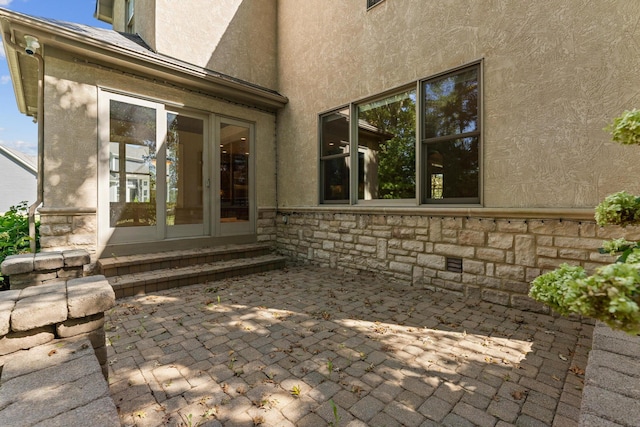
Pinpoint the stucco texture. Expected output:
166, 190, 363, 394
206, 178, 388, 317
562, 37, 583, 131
276, 0, 640, 209
151, 0, 277, 90
43, 50, 277, 212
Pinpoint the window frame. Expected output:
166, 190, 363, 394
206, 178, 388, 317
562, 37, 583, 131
318, 60, 483, 207
319, 106, 352, 204
125, 0, 135, 33
367, 0, 385, 10
354, 86, 418, 206
421, 62, 482, 205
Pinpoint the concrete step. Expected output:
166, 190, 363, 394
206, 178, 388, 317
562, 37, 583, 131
97, 243, 274, 278
108, 254, 287, 298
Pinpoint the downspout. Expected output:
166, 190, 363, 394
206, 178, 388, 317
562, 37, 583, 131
3, 32, 44, 253
28, 51, 43, 253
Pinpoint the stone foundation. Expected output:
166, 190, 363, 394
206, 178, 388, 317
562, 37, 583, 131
275, 209, 640, 312
257, 208, 278, 243
38, 207, 97, 254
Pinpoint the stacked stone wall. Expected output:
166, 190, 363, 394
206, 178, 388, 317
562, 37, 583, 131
38, 209, 97, 254
257, 208, 278, 243
2, 250, 90, 289
1, 250, 116, 378
275, 211, 640, 312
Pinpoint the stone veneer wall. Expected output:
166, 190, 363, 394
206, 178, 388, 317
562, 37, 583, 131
38, 208, 97, 254
275, 210, 640, 312
0, 250, 116, 378
257, 208, 278, 243
3, 249, 90, 289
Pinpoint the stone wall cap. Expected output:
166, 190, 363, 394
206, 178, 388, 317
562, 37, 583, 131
62, 249, 91, 267
33, 252, 64, 271
18, 281, 66, 299
11, 287, 68, 332
0, 289, 21, 304
67, 275, 115, 319
1, 253, 35, 275
0, 291, 20, 336
0, 338, 111, 425
0, 336, 92, 382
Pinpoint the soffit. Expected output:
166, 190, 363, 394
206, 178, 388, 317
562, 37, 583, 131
0, 8, 288, 117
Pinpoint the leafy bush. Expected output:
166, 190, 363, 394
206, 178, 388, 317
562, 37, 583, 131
530, 262, 640, 334
605, 108, 640, 146
530, 110, 640, 335
594, 191, 640, 227
529, 264, 588, 315
0, 202, 39, 285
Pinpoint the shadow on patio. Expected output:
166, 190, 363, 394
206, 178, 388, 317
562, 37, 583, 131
106, 266, 592, 427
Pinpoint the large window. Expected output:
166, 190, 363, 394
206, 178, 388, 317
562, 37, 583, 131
319, 63, 480, 205
320, 108, 351, 202
423, 67, 480, 203
357, 90, 416, 200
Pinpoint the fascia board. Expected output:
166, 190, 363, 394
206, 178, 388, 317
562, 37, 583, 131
0, 20, 29, 115
3, 12, 288, 111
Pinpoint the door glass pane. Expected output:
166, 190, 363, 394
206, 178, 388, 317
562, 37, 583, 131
357, 89, 416, 200
220, 124, 249, 222
166, 113, 204, 226
109, 100, 156, 227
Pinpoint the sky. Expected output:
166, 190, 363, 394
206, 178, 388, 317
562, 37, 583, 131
0, 0, 110, 156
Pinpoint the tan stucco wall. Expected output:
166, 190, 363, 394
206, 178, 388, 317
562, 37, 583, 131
276, 0, 640, 209
42, 49, 277, 216
44, 54, 99, 209
140, 0, 277, 90
134, 0, 156, 51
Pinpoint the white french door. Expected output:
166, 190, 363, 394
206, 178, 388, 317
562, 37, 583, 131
216, 117, 255, 237
98, 92, 254, 246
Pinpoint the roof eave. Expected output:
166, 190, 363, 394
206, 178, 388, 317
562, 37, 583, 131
0, 20, 30, 116
0, 8, 288, 113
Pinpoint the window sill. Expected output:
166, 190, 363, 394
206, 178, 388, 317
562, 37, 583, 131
280, 205, 595, 221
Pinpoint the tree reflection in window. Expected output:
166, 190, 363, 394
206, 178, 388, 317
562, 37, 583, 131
358, 90, 416, 200
423, 66, 479, 202
108, 100, 157, 227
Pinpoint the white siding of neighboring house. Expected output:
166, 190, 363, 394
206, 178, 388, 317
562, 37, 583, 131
0, 147, 37, 213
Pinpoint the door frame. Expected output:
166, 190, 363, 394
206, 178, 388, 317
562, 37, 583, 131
98, 90, 257, 248
215, 116, 256, 237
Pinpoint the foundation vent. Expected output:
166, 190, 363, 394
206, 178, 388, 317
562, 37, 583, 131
446, 257, 463, 273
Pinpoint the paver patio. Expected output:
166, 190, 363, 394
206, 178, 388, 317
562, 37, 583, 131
106, 266, 592, 427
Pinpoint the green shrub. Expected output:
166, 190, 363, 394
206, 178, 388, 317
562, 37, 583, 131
570, 262, 640, 334
530, 262, 640, 334
594, 191, 640, 227
530, 110, 640, 335
529, 264, 588, 315
0, 202, 39, 283
605, 108, 640, 146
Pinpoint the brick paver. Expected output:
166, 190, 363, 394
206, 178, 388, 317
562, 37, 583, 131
106, 266, 592, 426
